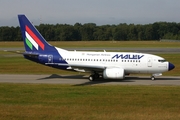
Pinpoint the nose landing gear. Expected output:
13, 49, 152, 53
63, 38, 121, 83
151, 76, 155, 80
151, 73, 162, 81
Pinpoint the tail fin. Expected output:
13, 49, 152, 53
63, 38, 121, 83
18, 15, 53, 52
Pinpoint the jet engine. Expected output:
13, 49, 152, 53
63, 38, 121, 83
103, 68, 125, 79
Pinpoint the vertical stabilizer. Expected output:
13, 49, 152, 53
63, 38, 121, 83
18, 15, 54, 52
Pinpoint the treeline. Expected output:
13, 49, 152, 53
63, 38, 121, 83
0, 22, 180, 41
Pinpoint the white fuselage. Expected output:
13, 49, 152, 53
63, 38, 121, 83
57, 48, 169, 74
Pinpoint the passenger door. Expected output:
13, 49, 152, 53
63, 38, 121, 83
147, 57, 152, 67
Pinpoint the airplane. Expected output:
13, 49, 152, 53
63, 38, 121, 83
18, 14, 175, 81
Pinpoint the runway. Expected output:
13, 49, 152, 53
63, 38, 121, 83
0, 74, 180, 86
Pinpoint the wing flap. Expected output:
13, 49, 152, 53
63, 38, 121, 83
45, 63, 106, 72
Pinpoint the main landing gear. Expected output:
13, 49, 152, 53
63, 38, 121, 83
89, 75, 94, 81
89, 73, 100, 81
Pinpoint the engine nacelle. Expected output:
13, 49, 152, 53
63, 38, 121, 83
103, 68, 125, 79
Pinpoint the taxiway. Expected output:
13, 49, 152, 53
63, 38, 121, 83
0, 74, 179, 86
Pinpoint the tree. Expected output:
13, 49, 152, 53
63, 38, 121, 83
80, 23, 96, 40
1, 21, 180, 41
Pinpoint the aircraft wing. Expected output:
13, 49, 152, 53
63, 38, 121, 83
45, 63, 106, 72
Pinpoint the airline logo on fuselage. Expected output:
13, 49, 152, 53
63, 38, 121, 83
112, 54, 144, 59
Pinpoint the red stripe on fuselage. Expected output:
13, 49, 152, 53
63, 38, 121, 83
25, 25, 44, 50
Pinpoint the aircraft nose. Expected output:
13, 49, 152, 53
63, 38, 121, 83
168, 62, 175, 71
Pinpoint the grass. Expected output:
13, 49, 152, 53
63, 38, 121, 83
1, 41, 180, 48
0, 84, 180, 120
0, 41, 180, 119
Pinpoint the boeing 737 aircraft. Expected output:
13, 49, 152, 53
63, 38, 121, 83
18, 15, 175, 81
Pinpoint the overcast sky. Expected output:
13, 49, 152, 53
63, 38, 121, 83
0, 0, 180, 26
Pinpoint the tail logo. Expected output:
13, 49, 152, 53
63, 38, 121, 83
25, 25, 44, 50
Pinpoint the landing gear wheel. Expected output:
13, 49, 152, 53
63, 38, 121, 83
151, 76, 155, 81
89, 73, 100, 81
94, 73, 100, 79
89, 75, 95, 81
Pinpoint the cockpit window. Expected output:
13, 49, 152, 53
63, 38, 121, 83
158, 60, 167, 63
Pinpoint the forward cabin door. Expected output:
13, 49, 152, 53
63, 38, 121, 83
147, 57, 152, 67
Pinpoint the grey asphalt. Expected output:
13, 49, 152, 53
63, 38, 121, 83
0, 74, 180, 86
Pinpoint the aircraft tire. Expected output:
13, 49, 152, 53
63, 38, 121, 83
89, 75, 95, 81
151, 76, 155, 80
